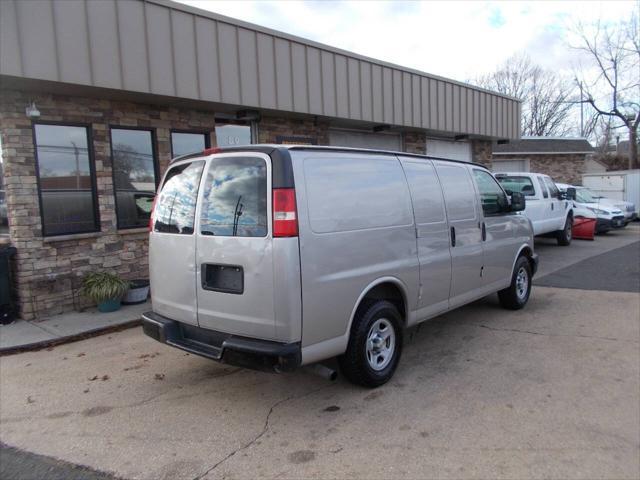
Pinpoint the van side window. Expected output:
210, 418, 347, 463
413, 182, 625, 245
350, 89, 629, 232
544, 177, 560, 199
153, 161, 205, 234
304, 155, 413, 233
435, 164, 477, 221
538, 178, 549, 198
402, 161, 446, 224
472, 170, 508, 215
200, 157, 267, 237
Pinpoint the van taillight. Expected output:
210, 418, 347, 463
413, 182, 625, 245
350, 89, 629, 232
148, 195, 158, 232
273, 188, 298, 237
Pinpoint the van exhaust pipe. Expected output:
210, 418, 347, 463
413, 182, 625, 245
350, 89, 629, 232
306, 363, 338, 381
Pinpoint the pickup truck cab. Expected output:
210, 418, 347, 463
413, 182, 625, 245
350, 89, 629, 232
495, 172, 573, 245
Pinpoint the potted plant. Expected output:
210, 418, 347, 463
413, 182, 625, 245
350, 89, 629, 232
122, 279, 150, 305
80, 272, 129, 313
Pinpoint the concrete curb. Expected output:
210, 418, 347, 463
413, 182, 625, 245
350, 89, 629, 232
0, 319, 142, 357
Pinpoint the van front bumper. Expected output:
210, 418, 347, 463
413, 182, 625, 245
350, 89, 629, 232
142, 312, 301, 373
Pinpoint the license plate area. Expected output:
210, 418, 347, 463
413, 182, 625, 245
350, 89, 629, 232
201, 264, 244, 294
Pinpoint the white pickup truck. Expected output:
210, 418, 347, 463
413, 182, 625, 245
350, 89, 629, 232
495, 172, 574, 246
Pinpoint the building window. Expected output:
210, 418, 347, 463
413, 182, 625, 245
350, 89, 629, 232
33, 124, 99, 236
170, 131, 210, 158
215, 124, 252, 147
110, 128, 159, 229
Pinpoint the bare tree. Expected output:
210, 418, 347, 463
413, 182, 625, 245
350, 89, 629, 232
474, 54, 576, 137
573, 13, 640, 169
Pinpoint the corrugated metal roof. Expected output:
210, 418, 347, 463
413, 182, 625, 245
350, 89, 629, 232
493, 138, 594, 154
0, 0, 521, 139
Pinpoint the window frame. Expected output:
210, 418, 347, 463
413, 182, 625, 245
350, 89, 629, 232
109, 126, 160, 230
32, 121, 101, 237
538, 177, 549, 198
496, 175, 537, 197
169, 129, 211, 159
544, 176, 560, 199
472, 168, 510, 217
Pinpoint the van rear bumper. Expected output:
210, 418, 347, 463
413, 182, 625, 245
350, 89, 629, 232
142, 311, 301, 372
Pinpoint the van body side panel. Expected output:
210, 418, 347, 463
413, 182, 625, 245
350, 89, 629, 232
292, 151, 418, 349
433, 162, 484, 308
399, 157, 452, 322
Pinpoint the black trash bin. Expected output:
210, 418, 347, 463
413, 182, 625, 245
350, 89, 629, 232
0, 245, 17, 325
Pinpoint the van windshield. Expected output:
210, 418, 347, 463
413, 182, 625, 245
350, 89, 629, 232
496, 176, 536, 196
200, 157, 267, 237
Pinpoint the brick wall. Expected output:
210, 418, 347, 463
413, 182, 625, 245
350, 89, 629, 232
492, 153, 587, 184
258, 115, 330, 145
0, 89, 217, 319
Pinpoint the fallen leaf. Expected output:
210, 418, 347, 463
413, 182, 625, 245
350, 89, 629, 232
27, 396, 35, 404
83, 389, 90, 394
88, 375, 99, 381
154, 373, 165, 381
101, 375, 110, 381
77, 353, 86, 357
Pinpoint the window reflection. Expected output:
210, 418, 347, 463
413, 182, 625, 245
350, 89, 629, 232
34, 124, 98, 236
154, 161, 204, 234
171, 132, 208, 157
111, 128, 158, 229
200, 158, 267, 237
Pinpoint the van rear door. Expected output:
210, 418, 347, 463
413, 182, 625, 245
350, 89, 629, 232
149, 160, 206, 326
195, 153, 278, 341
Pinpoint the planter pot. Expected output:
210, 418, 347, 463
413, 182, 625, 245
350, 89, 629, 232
122, 279, 150, 305
97, 299, 121, 313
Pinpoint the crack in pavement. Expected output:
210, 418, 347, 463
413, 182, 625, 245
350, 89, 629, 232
192, 383, 334, 480
474, 324, 639, 343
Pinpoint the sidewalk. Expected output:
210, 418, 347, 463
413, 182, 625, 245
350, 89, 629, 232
0, 301, 149, 354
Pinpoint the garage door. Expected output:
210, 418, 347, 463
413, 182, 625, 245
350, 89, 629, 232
426, 139, 471, 162
329, 130, 401, 151
492, 158, 528, 173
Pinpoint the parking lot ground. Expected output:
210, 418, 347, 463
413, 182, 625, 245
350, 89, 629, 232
1, 284, 638, 479
536, 240, 640, 292
533, 223, 639, 278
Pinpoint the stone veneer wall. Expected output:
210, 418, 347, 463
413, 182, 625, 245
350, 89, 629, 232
493, 153, 587, 185
472, 140, 493, 167
0, 89, 218, 320
403, 132, 427, 155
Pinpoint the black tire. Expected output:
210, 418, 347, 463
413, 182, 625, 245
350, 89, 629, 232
338, 300, 403, 388
498, 256, 532, 310
556, 214, 573, 246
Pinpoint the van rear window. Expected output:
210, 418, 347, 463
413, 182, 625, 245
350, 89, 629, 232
200, 157, 267, 237
153, 161, 205, 234
497, 176, 536, 196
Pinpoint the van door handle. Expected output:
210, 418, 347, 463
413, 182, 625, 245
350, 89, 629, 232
481, 222, 486, 241
450, 226, 456, 247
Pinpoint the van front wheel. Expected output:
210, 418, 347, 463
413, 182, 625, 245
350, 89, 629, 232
339, 300, 403, 388
498, 256, 532, 310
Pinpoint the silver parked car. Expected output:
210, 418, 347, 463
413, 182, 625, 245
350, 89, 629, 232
143, 146, 538, 387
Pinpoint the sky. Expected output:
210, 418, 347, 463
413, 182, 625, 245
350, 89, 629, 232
176, 0, 635, 83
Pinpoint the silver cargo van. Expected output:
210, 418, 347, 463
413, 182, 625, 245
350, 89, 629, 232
143, 146, 538, 387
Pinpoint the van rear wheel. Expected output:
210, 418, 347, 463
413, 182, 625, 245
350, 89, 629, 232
339, 300, 403, 388
498, 256, 532, 310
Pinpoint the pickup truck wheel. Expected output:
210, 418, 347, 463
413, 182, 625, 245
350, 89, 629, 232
498, 256, 532, 310
556, 215, 573, 246
338, 300, 403, 388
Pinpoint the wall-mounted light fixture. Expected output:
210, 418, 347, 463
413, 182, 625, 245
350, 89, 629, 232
372, 124, 390, 133
25, 102, 40, 119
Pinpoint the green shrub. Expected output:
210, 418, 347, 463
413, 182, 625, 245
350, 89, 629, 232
80, 272, 130, 304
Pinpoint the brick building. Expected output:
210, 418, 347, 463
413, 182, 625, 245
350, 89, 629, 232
0, 0, 519, 320
492, 137, 605, 185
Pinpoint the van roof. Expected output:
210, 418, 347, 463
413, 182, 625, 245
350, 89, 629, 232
170, 144, 488, 169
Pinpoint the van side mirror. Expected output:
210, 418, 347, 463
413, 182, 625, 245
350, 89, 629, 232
566, 187, 577, 201
510, 192, 526, 212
